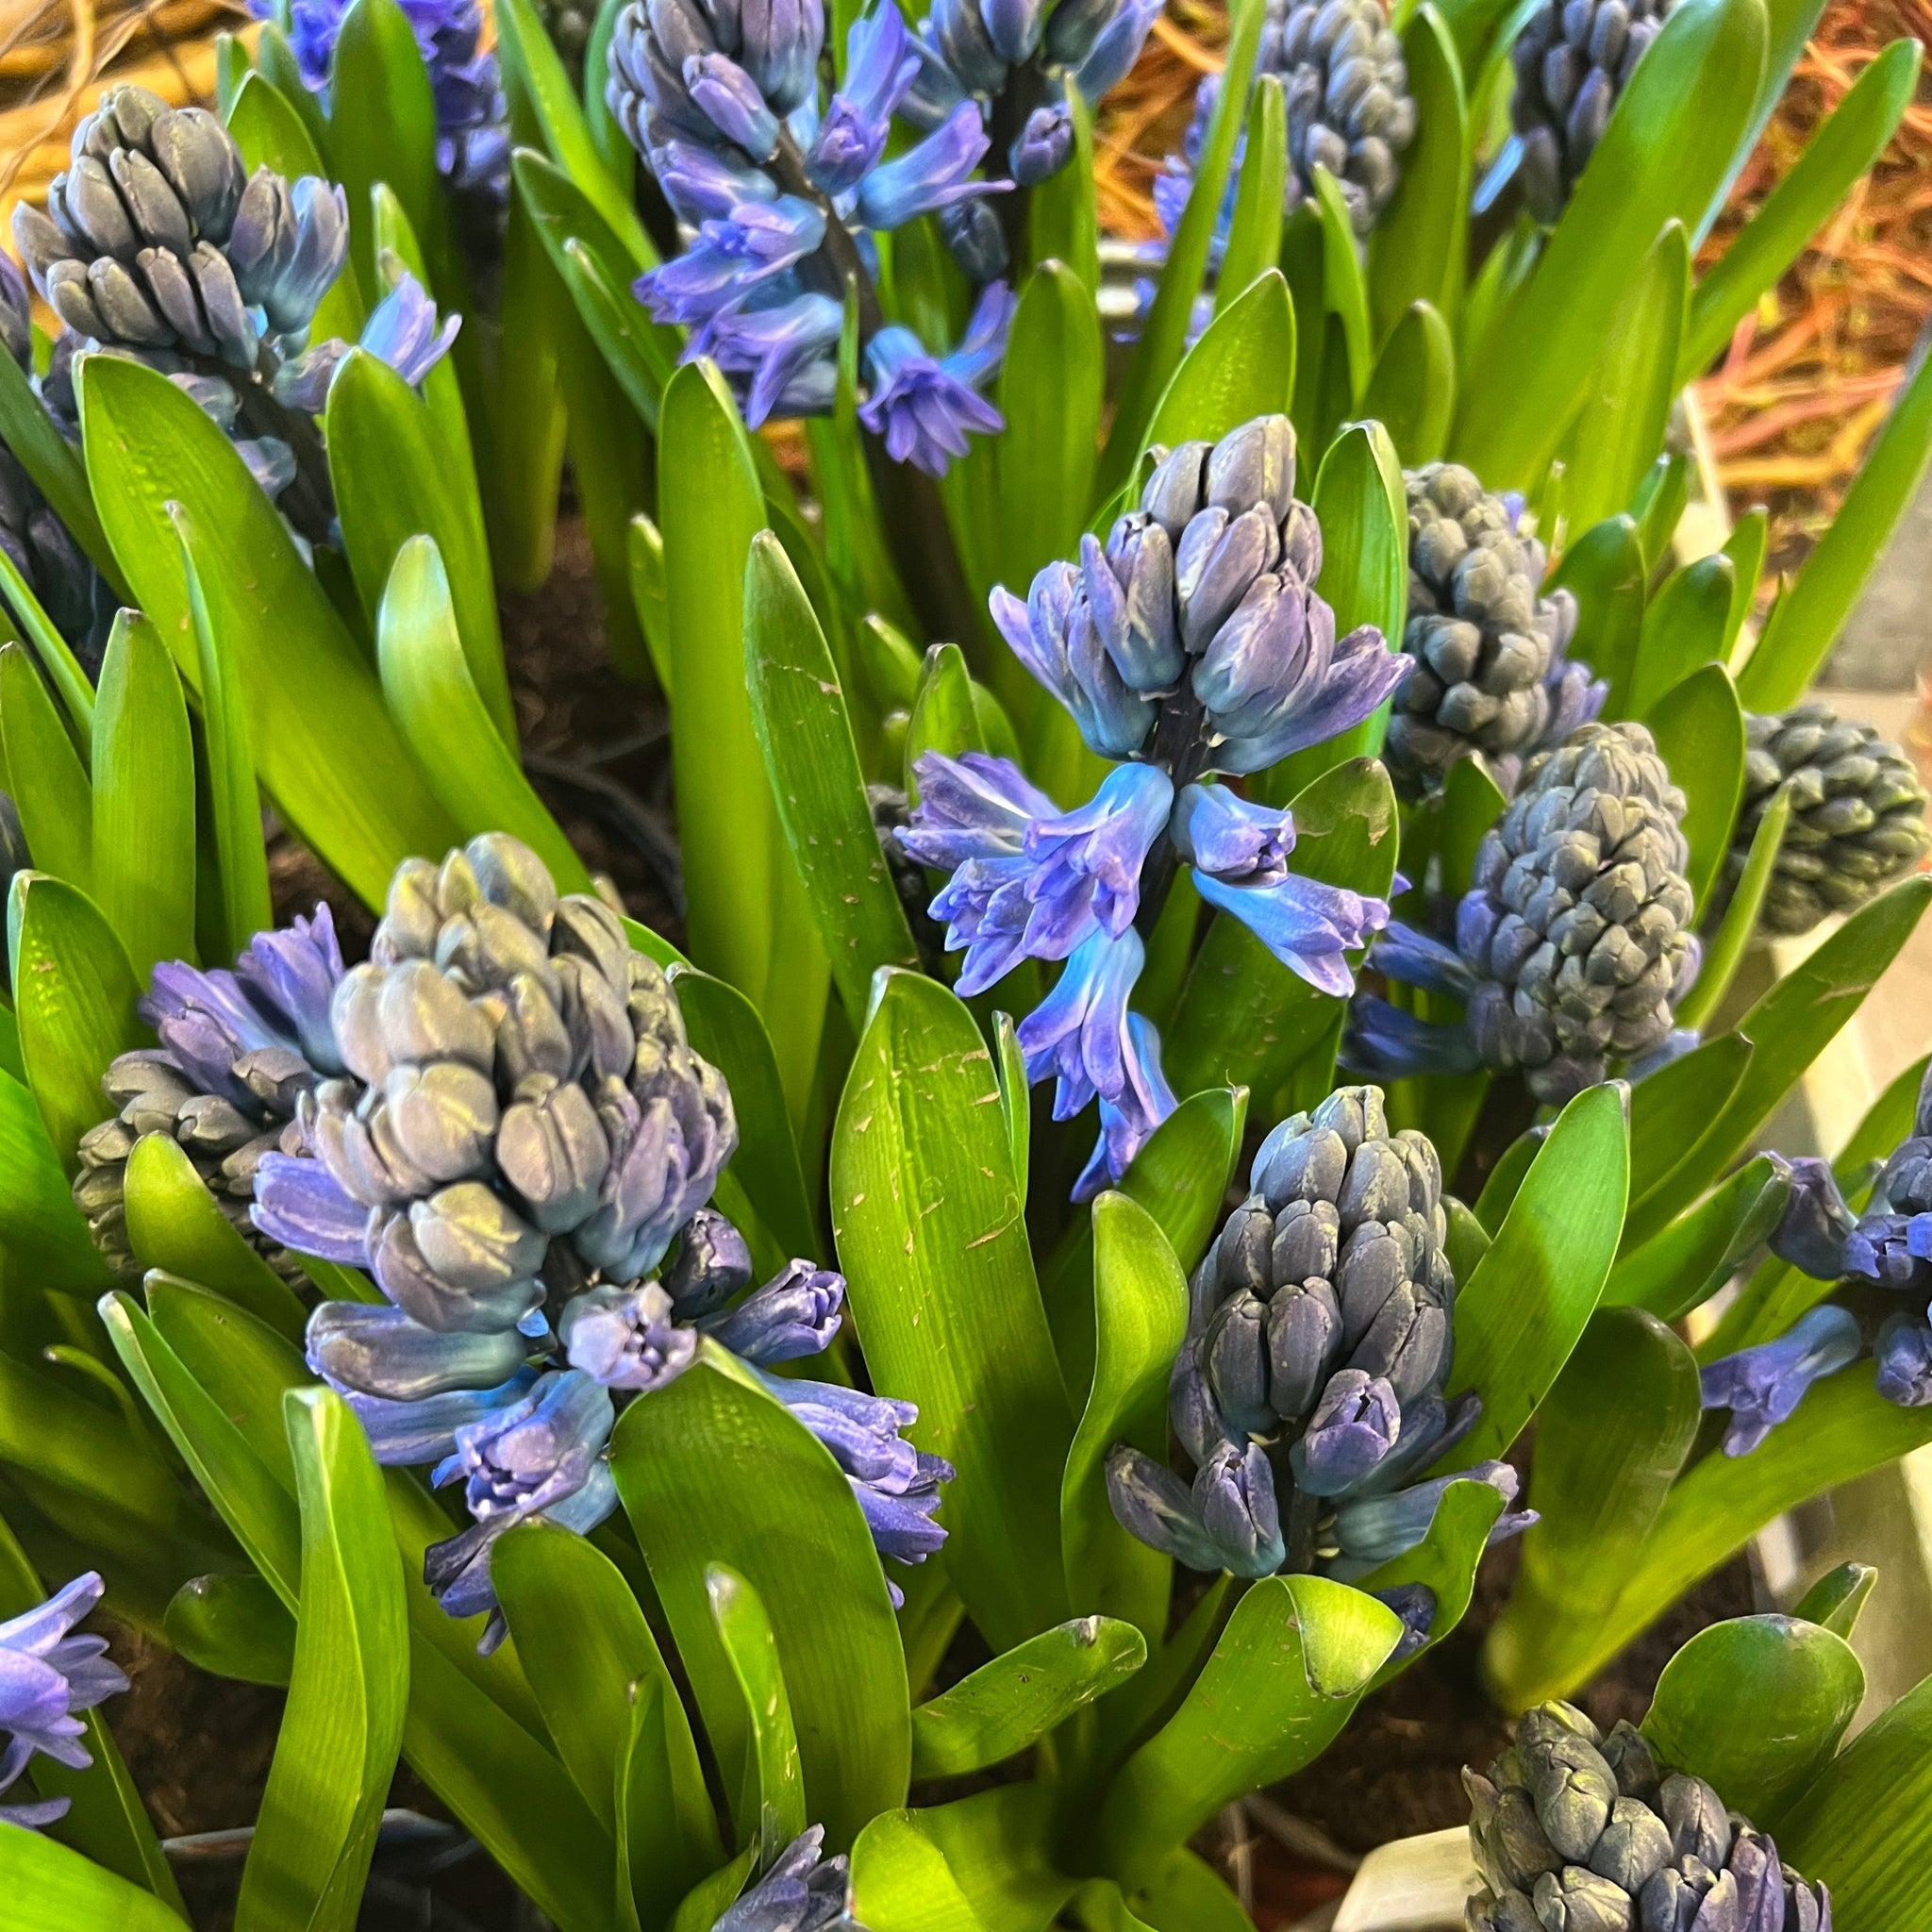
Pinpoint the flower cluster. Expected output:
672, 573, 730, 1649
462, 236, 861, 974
201, 835, 951, 1641
0, 1573, 128, 1832
901, 0, 1163, 257
607, 0, 1015, 470
715, 1826, 861, 1930
902, 413, 1404, 1191
1349, 723, 1702, 1105
1107, 1089, 1531, 1634
75, 906, 347, 1282
259, 0, 510, 198
1701, 1060, 1932, 1455
9, 85, 458, 537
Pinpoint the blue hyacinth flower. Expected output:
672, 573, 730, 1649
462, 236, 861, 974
1104, 1440, 1285, 1578
856, 101, 998, 230
714, 1824, 854, 1931
807, 3, 922, 192
858, 280, 1013, 475
1072, 1012, 1176, 1202
1016, 926, 1146, 1119
1700, 1305, 1865, 1456
1325, 1462, 1534, 1580
0, 1573, 127, 1831
699, 1260, 845, 1363
1876, 1307, 1932, 1407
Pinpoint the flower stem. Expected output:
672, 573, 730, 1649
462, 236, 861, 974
1133, 687, 1216, 941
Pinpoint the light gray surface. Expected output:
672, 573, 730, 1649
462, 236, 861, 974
1822, 466, 1932, 691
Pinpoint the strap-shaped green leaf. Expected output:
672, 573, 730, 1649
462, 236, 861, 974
1451, 0, 1766, 488
1028, 87, 1100, 295
13, 874, 142, 1173
0, 1820, 191, 1931
1061, 1194, 1189, 1643
1094, 1574, 1401, 1887
1560, 222, 1688, 538
235, 1389, 408, 1932
1432, 1080, 1628, 1470
860, 1786, 1076, 1932
91, 616, 193, 982
1642, 659, 1746, 917
743, 533, 921, 1027
708, 1564, 807, 1866
610, 1351, 910, 1852
1604, 1154, 1790, 1323
1674, 790, 1790, 1036
1641, 1613, 1863, 1827
1367, 5, 1470, 339
164, 1572, 296, 1687
1550, 514, 1646, 713
1792, 1561, 1876, 1641
833, 969, 1073, 1648
0, 1068, 109, 1290
330, 349, 516, 746
911, 1618, 1146, 1779
1483, 1307, 1702, 1710
0, 545, 95, 735
1145, 272, 1296, 462
1217, 77, 1287, 314
375, 536, 589, 891
1, 641, 91, 890
1625, 1032, 1753, 1208
1362, 299, 1456, 467
80, 356, 458, 909
1357, 1477, 1507, 1684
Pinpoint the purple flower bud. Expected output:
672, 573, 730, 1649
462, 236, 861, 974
1105, 1442, 1283, 1576
989, 567, 1157, 759
1193, 864, 1390, 998
684, 50, 781, 156
736, 0, 824, 113
1016, 926, 1145, 1118
558, 1282, 700, 1391
694, 288, 842, 427
928, 0, 1007, 91
340, 1371, 539, 1468
1701, 1305, 1864, 1456
1194, 1441, 1286, 1577
432, 1368, 615, 1521
306, 1298, 527, 1401
700, 1259, 844, 1362
1770, 1156, 1857, 1281
1210, 622, 1411, 777
807, 3, 920, 192
714, 1825, 853, 1931
980, 0, 1044, 62
1370, 1582, 1437, 1663
857, 102, 996, 230
1070, 0, 1161, 99
1328, 1460, 1533, 1578
1874, 1308, 1932, 1407
1009, 92, 1072, 185
665, 1208, 756, 1315
0, 1572, 126, 1831
1170, 782, 1293, 884
1291, 1368, 1402, 1496
358, 267, 460, 388
652, 138, 782, 222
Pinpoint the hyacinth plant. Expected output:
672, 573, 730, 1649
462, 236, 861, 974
2, 0, 1932, 1925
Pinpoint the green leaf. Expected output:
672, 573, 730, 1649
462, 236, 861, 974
910, 1617, 1146, 1780
123, 1133, 307, 1341
1676, 790, 1790, 1035
1357, 1477, 1507, 1680
13, 874, 142, 1173
327, 0, 446, 299
1630, 877, 1932, 1240
1530, 1363, 1932, 1702
497, 0, 654, 269
327, 349, 516, 746
1626, 1032, 1754, 1207
670, 964, 817, 1263
0, 641, 91, 891
1683, 41, 1920, 382
164, 1572, 296, 1687
1310, 169, 1374, 405
1633, 453, 1691, 576
374, 536, 590, 891
1094, 1575, 1401, 1887
0, 1822, 192, 1931
1474, 1125, 1543, 1234
707, 1564, 807, 1868
848, 1810, 996, 1932
1061, 1194, 1190, 1645
615, 1669, 726, 1930
1641, 1614, 1863, 1825
1097, 0, 1266, 496
1775, 1663, 1932, 1927
1362, 300, 1456, 467
0, 1069, 111, 1290
1641, 659, 1746, 916
1603, 1154, 1790, 1322
831, 971, 1073, 1649
626, 514, 675, 696
1217, 77, 1288, 310
225, 73, 363, 335
1560, 222, 1688, 537
0, 545, 96, 737
1451, 0, 1767, 488
1551, 515, 1647, 715
669, 1848, 759, 1932
1739, 320, 1932, 711
90, 616, 194, 981
1128, 1852, 1257, 1932
177, 509, 274, 959
610, 1352, 909, 1853
1143, 274, 1297, 478
1433, 1080, 1628, 1470
659, 360, 777, 1006
79, 356, 457, 909
1482, 1307, 1702, 1711
993, 1012, 1029, 1213
743, 532, 921, 1026
1439, 752, 1507, 900
1793, 1560, 1876, 1640
1165, 759, 1399, 1096
235, 1388, 408, 1932
886, 1785, 1077, 1932
1629, 554, 1735, 721
1721, 510, 1770, 660
493, 1524, 709, 1849
996, 262, 1104, 597
1367, 5, 1470, 338
905, 642, 984, 801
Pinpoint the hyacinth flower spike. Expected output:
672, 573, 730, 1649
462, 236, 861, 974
609, 0, 1013, 478
908, 414, 1402, 1194
0, 1573, 128, 1830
